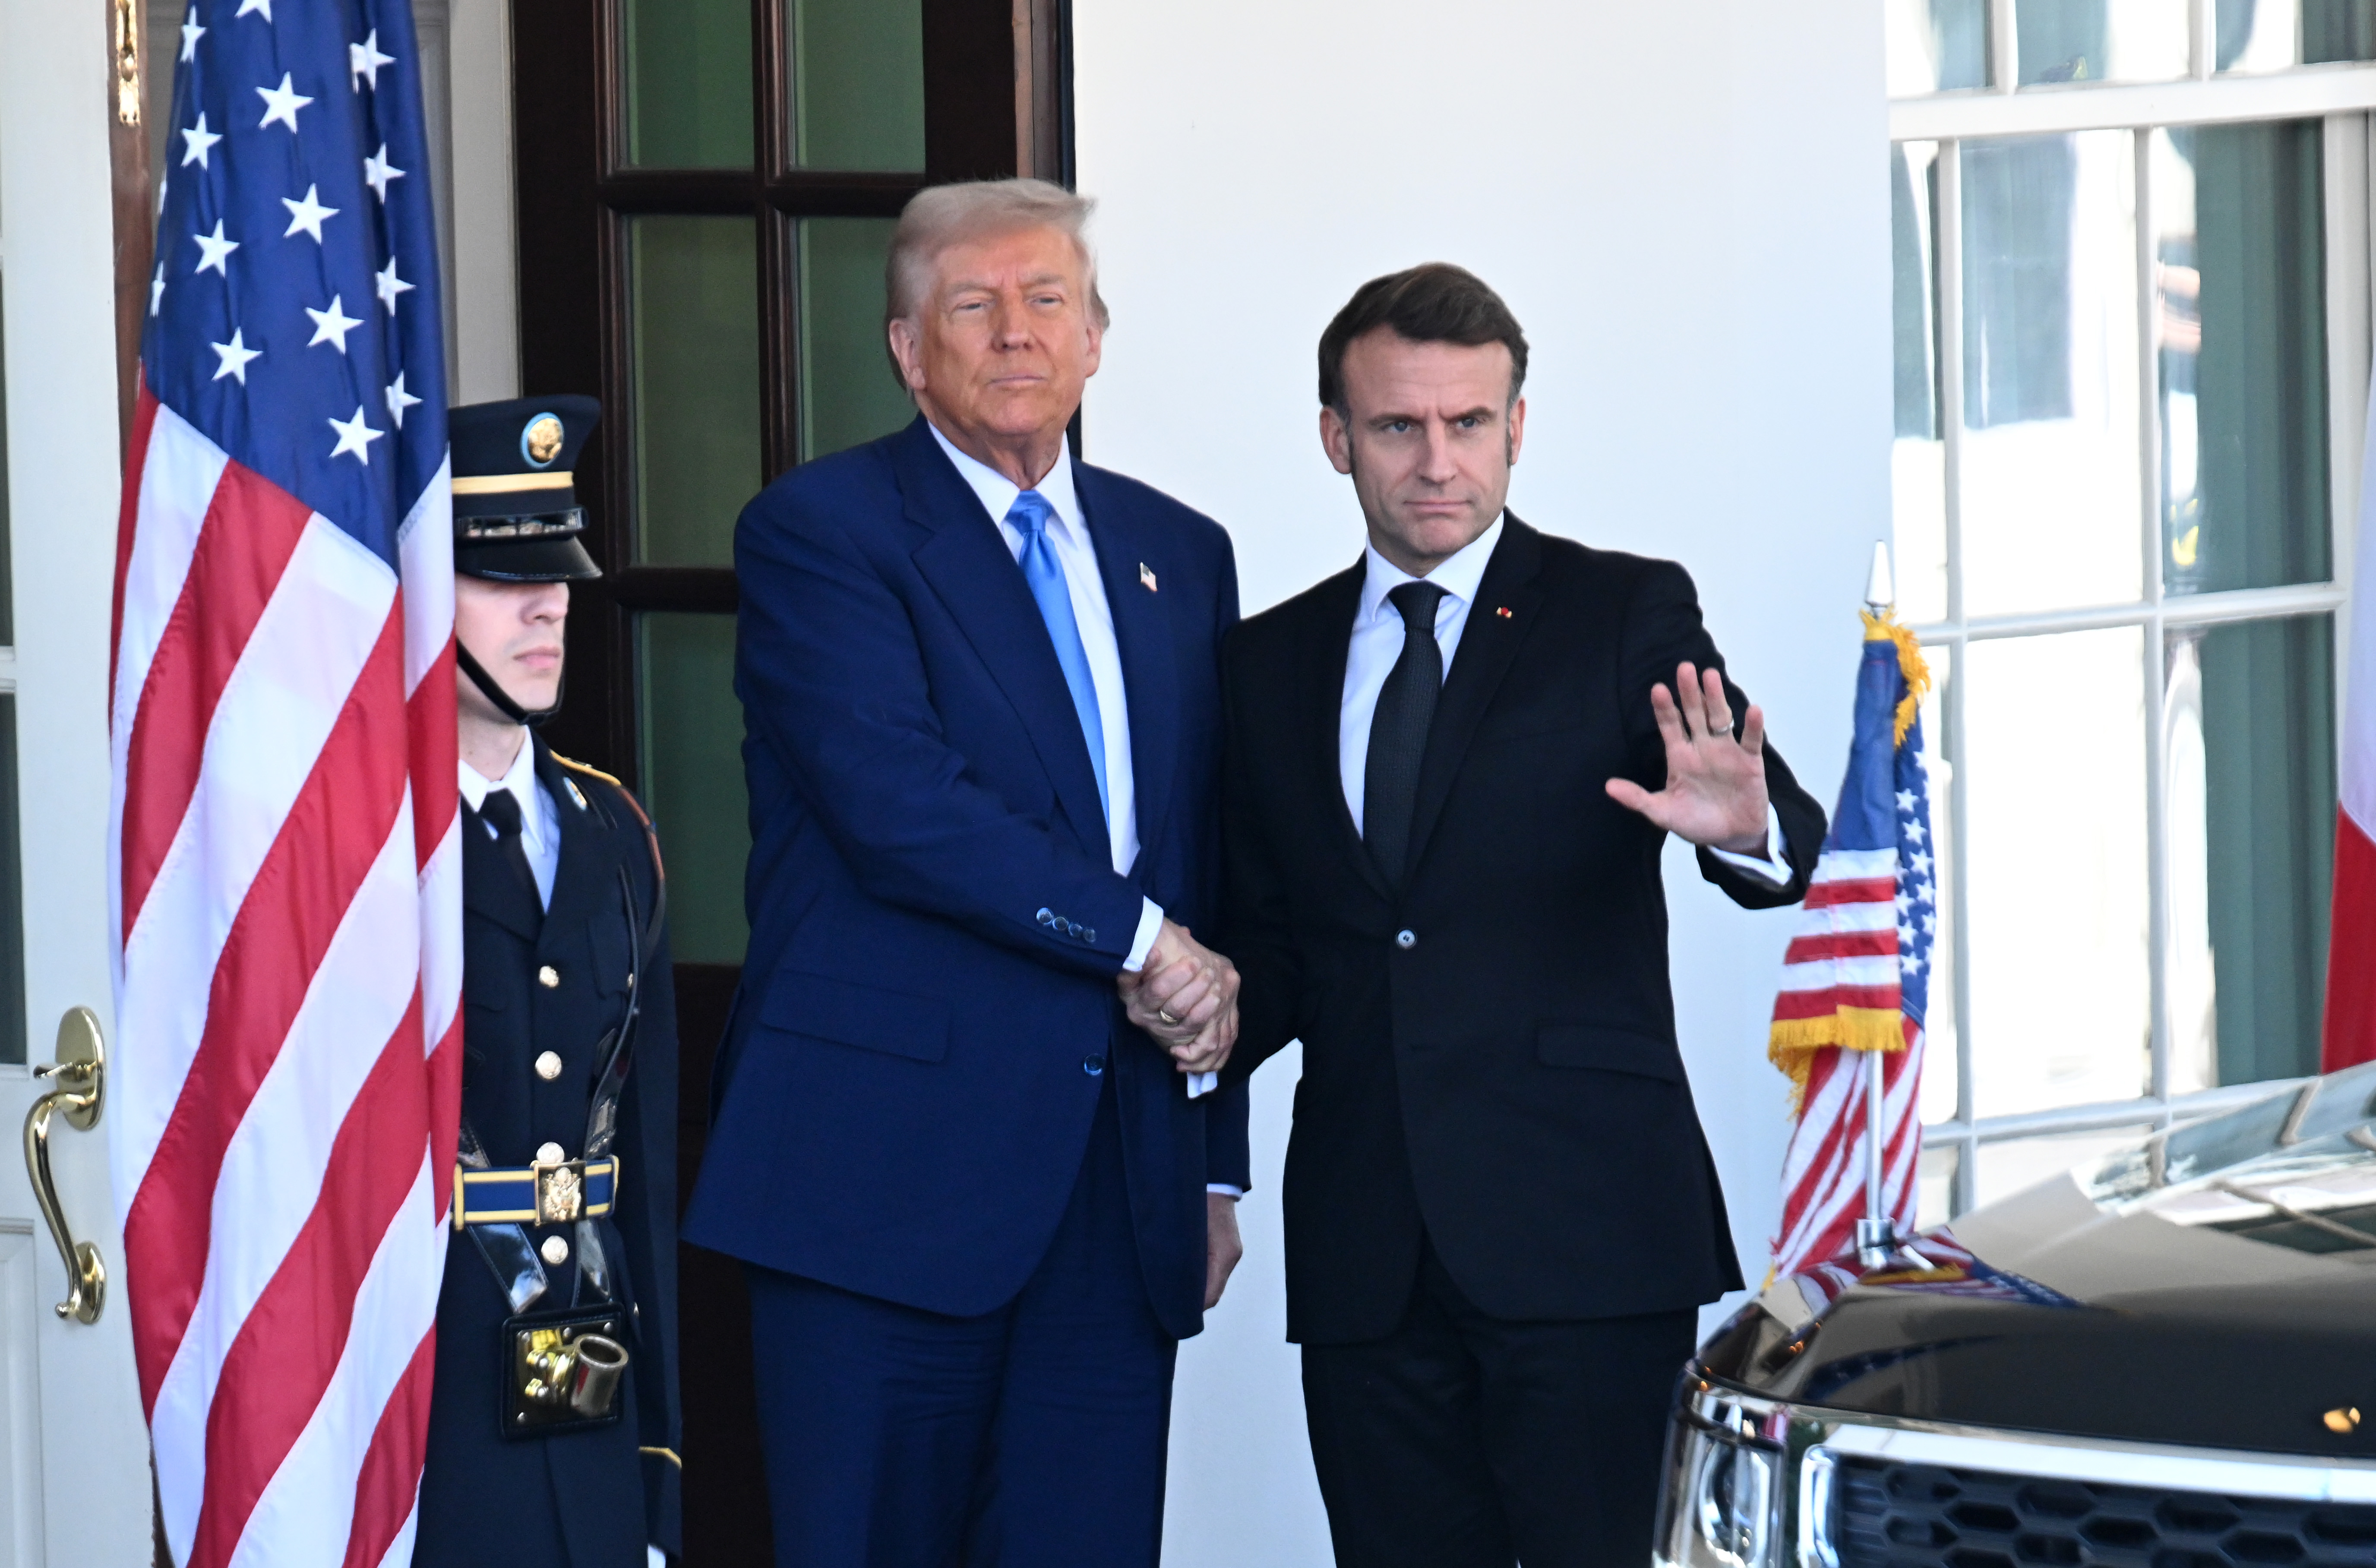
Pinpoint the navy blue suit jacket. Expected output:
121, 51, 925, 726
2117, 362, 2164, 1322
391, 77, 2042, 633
683, 416, 1251, 1340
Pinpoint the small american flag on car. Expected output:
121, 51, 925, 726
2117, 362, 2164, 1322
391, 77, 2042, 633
1767, 612, 1936, 1278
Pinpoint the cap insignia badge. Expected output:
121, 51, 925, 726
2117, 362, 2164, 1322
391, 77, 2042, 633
521, 413, 566, 468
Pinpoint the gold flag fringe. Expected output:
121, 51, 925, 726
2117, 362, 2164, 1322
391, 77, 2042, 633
1769, 1009, 1906, 1110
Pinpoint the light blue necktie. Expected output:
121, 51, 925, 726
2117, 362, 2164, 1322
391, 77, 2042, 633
1006, 490, 1109, 824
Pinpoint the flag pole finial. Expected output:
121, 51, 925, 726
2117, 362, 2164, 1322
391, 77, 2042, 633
1865, 539, 1895, 613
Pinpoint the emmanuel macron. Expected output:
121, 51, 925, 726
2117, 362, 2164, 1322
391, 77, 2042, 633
684, 179, 1252, 1566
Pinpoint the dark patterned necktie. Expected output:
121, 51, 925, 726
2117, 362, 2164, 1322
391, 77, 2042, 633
1363, 581, 1449, 886
477, 786, 542, 908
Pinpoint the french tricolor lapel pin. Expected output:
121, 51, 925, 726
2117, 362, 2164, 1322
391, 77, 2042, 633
1139, 563, 1159, 593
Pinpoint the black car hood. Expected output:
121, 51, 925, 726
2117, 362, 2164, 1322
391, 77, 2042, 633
1700, 1063, 2376, 1457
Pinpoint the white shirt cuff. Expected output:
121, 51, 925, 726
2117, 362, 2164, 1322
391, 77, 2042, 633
1121, 898, 1165, 973
1705, 804, 1792, 885
1206, 1184, 1244, 1198
1125, 900, 1216, 1096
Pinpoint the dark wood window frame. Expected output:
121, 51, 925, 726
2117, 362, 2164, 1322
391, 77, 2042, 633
512, 3, 1068, 1561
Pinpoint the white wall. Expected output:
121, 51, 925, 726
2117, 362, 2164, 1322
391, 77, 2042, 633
1071, 3, 1896, 1561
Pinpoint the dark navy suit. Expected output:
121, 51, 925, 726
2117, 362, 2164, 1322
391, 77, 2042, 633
683, 416, 1250, 1565
415, 740, 680, 1568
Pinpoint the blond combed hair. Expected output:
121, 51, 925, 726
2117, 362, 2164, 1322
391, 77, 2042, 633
884, 178, 1109, 334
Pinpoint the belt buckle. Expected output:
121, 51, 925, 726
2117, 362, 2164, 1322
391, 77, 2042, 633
534, 1157, 588, 1225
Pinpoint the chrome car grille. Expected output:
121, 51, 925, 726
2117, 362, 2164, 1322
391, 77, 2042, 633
1833, 1455, 2376, 1567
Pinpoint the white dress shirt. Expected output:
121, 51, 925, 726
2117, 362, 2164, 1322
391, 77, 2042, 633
458, 739, 559, 909
1340, 515, 1790, 882
928, 426, 1231, 1116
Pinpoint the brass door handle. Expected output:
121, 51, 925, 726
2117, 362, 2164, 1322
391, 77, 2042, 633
22, 1008, 106, 1324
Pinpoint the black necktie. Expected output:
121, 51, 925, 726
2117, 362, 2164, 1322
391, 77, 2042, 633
477, 787, 541, 908
1364, 581, 1448, 886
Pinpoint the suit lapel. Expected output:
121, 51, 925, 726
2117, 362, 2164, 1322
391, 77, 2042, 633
897, 418, 1109, 861
1077, 461, 1175, 873
1303, 561, 1390, 901
1405, 517, 1547, 880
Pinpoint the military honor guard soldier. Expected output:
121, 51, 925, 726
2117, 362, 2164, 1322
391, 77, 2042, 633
414, 397, 683, 1568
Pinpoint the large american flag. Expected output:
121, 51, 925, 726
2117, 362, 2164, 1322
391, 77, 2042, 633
1767, 615, 1935, 1278
107, 3, 458, 1565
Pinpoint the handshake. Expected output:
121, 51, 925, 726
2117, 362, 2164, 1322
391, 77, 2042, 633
1117, 917, 1238, 1077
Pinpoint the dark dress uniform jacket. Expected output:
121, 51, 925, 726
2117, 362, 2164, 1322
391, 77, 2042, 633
1219, 518, 1827, 1344
414, 740, 681, 1567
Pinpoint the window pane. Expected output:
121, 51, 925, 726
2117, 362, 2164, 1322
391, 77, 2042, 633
1888, 0, 1991, 93
2216, 0, 2302, 69
622, 0, 755, 168
1975, 1125, 2153, 1208
2016, 0, 2189, 83
1893, 142, 1949, 625
2165, 616, 2334, 1092
1965, 627, 2150, 1116
2154, 122, 2329, 598
1918, 1143, 1960, 1227
2304, 0, 2376, 62
630, 217, 761, 566
638, 613, 750, 965
800, 217, 915, 460
792, 0, 925, 171
1959, 132, 2143, 616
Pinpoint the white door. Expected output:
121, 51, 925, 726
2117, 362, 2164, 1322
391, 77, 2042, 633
0, 0, 171, 1562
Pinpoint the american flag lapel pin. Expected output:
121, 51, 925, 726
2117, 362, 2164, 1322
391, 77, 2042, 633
1139, 563, 1159, 593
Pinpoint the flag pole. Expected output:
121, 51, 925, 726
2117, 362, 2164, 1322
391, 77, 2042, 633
1855, 540, 1903, 1269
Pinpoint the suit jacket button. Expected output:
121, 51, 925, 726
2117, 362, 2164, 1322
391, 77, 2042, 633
537, 964, 560, 988
1037, 908, 1055, 926
534, 1050, 563, 1081
1065, 920, 1082, 938
1083, 1056, 1105, 1076
1083, 928, 1097, 944
1395, 929, 1417, 949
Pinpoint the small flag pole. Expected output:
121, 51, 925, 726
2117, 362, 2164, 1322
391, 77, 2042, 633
1855, 540, 1903, 1269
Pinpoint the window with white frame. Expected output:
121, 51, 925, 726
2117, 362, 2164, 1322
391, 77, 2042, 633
1887, 0, 2376, 1220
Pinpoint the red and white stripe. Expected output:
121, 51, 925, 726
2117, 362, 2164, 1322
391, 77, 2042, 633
107, 392, 459, 1568
2327, 366, 2376, 1069
1769, 847, 1924, 1278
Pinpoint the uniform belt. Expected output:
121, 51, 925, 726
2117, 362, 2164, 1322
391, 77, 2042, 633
452, 1157, 619, 1230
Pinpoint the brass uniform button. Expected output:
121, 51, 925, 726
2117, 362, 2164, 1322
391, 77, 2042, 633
537, 964, 560, 989
534, 1050, 563, 1081
537, 1141, 566, 1165
540, 1234, 570, 1266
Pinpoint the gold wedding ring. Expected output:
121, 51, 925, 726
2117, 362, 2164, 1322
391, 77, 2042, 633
1157, 1008, 1182, 1027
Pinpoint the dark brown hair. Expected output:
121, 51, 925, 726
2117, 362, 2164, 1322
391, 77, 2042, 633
1317, 263, 1529, 412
